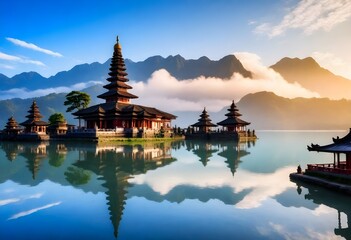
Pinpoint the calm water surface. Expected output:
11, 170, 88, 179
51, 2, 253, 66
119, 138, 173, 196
0, 131, 350, 240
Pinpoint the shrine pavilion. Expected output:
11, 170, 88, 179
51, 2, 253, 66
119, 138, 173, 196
307, 129, 351, 175
191, 108, 217, 133
186, 101, 256, 141
73, 37, 176, 138
217, 100, 250, 132
19, 101, 49, 140
1, 116, 22, 140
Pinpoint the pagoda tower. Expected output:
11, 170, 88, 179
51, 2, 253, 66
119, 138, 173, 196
217, 101, 250, 132
73, 36, 176, 134
191, 108, 217, 133
3, 116, 22, 136
20, 101, 48, 134
97, 36, 138, 104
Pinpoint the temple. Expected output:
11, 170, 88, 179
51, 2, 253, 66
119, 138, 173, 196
306, 129, 351, 175
217, 100, 250, 132
186, 101, 256, 141
191, 108, 217, 133
2, 116, 22, 139
73, 36, 176, 138
19, 101, 49, 140
290, 129, 351, 194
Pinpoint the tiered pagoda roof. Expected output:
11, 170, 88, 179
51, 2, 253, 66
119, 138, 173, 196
4, 116, 21, 131
75, 37, 176, 121
217, 101, 250, 127
20, 101, 48, 126
97, 36, 138, 103
191, 108, 217, 128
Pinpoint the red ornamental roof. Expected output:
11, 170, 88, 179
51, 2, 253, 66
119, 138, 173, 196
308, 129, 351, 153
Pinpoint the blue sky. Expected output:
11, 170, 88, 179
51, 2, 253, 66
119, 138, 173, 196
1, 0, 351, 79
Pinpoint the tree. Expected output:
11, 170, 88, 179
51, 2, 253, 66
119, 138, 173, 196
64, 91, 91, 128
48, 113, 65, 125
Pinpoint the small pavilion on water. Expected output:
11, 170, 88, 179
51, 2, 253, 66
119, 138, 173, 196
217, 100, 250, 132
191, 108, 217, 133
186, 101, 255, 140
307, 129, 351, 174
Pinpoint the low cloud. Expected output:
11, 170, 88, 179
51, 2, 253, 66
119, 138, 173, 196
132, 52, 319, 112
0, 51, 45, 66
0, 81, 103, 100
7, 37, 63, 57
255, 0, 351, 37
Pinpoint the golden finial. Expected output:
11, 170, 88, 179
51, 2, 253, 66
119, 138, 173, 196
115, 35, 122, 50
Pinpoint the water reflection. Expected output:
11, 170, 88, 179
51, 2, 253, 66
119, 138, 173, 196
1, 134, 346, 239
74, 142, 176, 237
185, 140, 252, 175
0, 141, 177, 238
290, 179, 351, 239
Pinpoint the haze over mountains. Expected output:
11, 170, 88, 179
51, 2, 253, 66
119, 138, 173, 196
0, 55, 251, 91
271, 57, 351, 99
0, 54, 351, 129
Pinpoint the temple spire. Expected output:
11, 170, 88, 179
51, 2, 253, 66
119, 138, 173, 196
98, 36, 138, 103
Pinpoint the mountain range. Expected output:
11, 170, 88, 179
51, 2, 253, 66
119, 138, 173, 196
0, 54, 251, 90
1, 54, 351, 129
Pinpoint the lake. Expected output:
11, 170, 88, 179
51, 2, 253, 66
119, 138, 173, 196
0, 131, 350, 240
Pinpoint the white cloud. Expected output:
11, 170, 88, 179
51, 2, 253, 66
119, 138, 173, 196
0, 51, 45, 66
0, 81, 103, 100
131, 52, 319, 112
312, 204, 335, 216
6, 37, 63, 57
255, 0, 351, 37
266, 222, 342, 240
8, 201, 61, 220
232, 167, 295, 209
0, 193, 43, 206
0, 64, 15, 70
0, 198, 20, 206
130, 162, 296, 209
312, 51, 351, 79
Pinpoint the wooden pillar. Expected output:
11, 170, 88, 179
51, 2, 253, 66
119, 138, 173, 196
337, 153, 340, 168
346, 153, 351, 169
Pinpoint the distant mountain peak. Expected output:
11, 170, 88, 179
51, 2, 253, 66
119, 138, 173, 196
275, 56, 320, 69
271, 56, 351, 99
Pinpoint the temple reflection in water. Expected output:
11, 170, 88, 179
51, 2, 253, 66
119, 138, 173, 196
0, 141, 176, 238
291, 179, 351, 239
185, 140, 254, 175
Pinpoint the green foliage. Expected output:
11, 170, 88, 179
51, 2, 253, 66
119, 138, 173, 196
48, 113, 65, 125
64, 91, 91, 113
64, 166, 91, 185
49, 153, 65, 167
